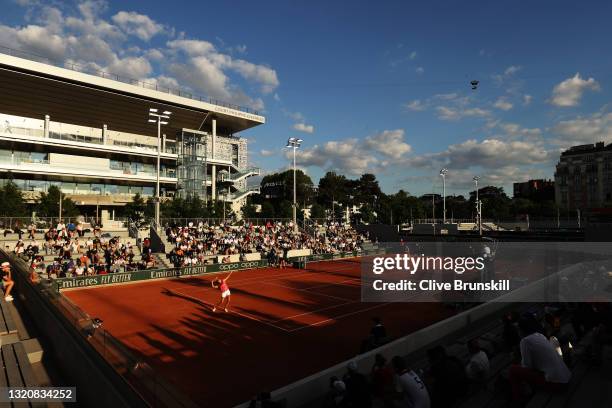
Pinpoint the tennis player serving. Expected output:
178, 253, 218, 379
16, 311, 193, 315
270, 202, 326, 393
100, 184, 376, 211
212, 271, 233, 312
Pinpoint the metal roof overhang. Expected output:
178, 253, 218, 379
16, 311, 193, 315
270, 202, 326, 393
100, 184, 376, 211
0, 54, 265, 138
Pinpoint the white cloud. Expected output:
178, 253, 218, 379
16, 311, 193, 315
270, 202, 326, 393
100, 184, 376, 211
406, 138, 549, 170
293, 123, 314, 133
293, 129, 412, 175
434, 93, 459, 100
523, 94, 533, 105
504, 65, 521, 76
0, 24, 67, 60
167, 39, 216, 56
107, 55, 152, 79
409, 51, 417, 60
550, 111, 612, 147
168, 57, 231, 100
493, 97, 513, 111
436, 106, 491, 121
260, 149, 276, 157
230, 59, 279, 94
364, 129, 412, 159
403, 99, 426, 111
549, 73, 600, 107
415, 66, 424, 74
493, 65, 522, 83
111, 11, 165, 41
283, 110, 305, 121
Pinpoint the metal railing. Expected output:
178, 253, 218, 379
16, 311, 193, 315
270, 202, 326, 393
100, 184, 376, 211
228, 186, 260, 201
217, 167, 260, 183
159, 217, 293, 227
0, 216, 127, 230
0, 45, 261, 116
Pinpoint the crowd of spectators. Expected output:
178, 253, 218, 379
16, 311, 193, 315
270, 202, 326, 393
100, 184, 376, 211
5, 219, 368, 276
317, 302, 612, 408
8, 221, 156, 278
163, 220, 367, 268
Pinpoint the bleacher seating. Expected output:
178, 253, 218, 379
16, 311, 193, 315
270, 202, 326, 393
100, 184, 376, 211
0, 296, 44, 408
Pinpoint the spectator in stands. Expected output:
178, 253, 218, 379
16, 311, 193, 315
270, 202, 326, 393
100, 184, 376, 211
76, 222, 84, 237
370, 353, 394, 406
342, 361, 372, 408
248, 391, 282, 408
465, 338, 490, 383
589, 303, 612, 366
509, 315, 571, 402
502, 312, 521, 351
27, 222, 36, 239
391, 355, 430, 408
1, 261, 15, 302
326, 376, 347, 407
361, 317, 388, 353
425, 345, 468, 407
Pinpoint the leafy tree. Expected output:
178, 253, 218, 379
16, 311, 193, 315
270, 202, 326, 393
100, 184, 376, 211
276, 200, 293, 219
379, 190, 426, 224
260, 169, 314, 206
354, 174, 383, 206
37, 185, 79, 218
0, 181, 27, 217
309, 203, 326, 219
241, 202, 258, 219
260, 201, 275, 218
123, 193, 146, 222
317, 171, 350, 208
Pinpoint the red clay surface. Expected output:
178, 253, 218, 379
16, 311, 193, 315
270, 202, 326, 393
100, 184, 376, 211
65, 259, 455, 407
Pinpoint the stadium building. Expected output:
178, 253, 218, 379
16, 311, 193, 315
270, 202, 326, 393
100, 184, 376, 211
0, 49, 263, 216
554, 141, 612, 210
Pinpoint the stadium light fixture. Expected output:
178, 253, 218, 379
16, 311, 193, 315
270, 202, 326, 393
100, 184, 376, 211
473, 176, 481, 235
148, 108, 172, 229
286, 137, 303, 230
439, 168, 448, 223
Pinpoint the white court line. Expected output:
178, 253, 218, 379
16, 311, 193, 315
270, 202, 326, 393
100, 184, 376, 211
288, 302, 392, 333
166, 289, 291, 332
262, 280, 355, 302
270, 300, 359, 324
301, 277, 361, 290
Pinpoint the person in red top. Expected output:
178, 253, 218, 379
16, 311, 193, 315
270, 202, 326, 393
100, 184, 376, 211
212, 271, 233, 312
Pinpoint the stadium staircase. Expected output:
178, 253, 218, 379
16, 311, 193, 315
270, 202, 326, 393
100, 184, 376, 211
217, 166, 260, 184
227, 185, 261, 202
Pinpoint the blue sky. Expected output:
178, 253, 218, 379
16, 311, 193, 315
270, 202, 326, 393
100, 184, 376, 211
2, 0, 612, 196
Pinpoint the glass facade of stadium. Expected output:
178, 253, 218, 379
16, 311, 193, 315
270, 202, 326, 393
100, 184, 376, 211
0, 51, 264, 214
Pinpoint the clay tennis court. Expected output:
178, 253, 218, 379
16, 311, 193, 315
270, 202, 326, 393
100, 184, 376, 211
65, 258, 454, 407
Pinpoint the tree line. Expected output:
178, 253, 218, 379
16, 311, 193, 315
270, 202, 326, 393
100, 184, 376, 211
0, 171, 565, 224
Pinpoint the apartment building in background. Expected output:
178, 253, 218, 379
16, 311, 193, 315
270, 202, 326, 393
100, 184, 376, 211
554, 141, 612, 210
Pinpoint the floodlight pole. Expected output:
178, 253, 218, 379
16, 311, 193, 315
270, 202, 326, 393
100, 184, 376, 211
286, 138, 302, 232
440, 169, 448, 223
474, 176, 481, 235
148, 108, 171, 230
156, 117, 161, 228
293, 144, 297, 228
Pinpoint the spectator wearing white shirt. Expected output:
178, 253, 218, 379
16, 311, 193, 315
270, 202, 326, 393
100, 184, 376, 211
509, 316, 571, 402
465, 338, 490, 383
392, 356, 430, 408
